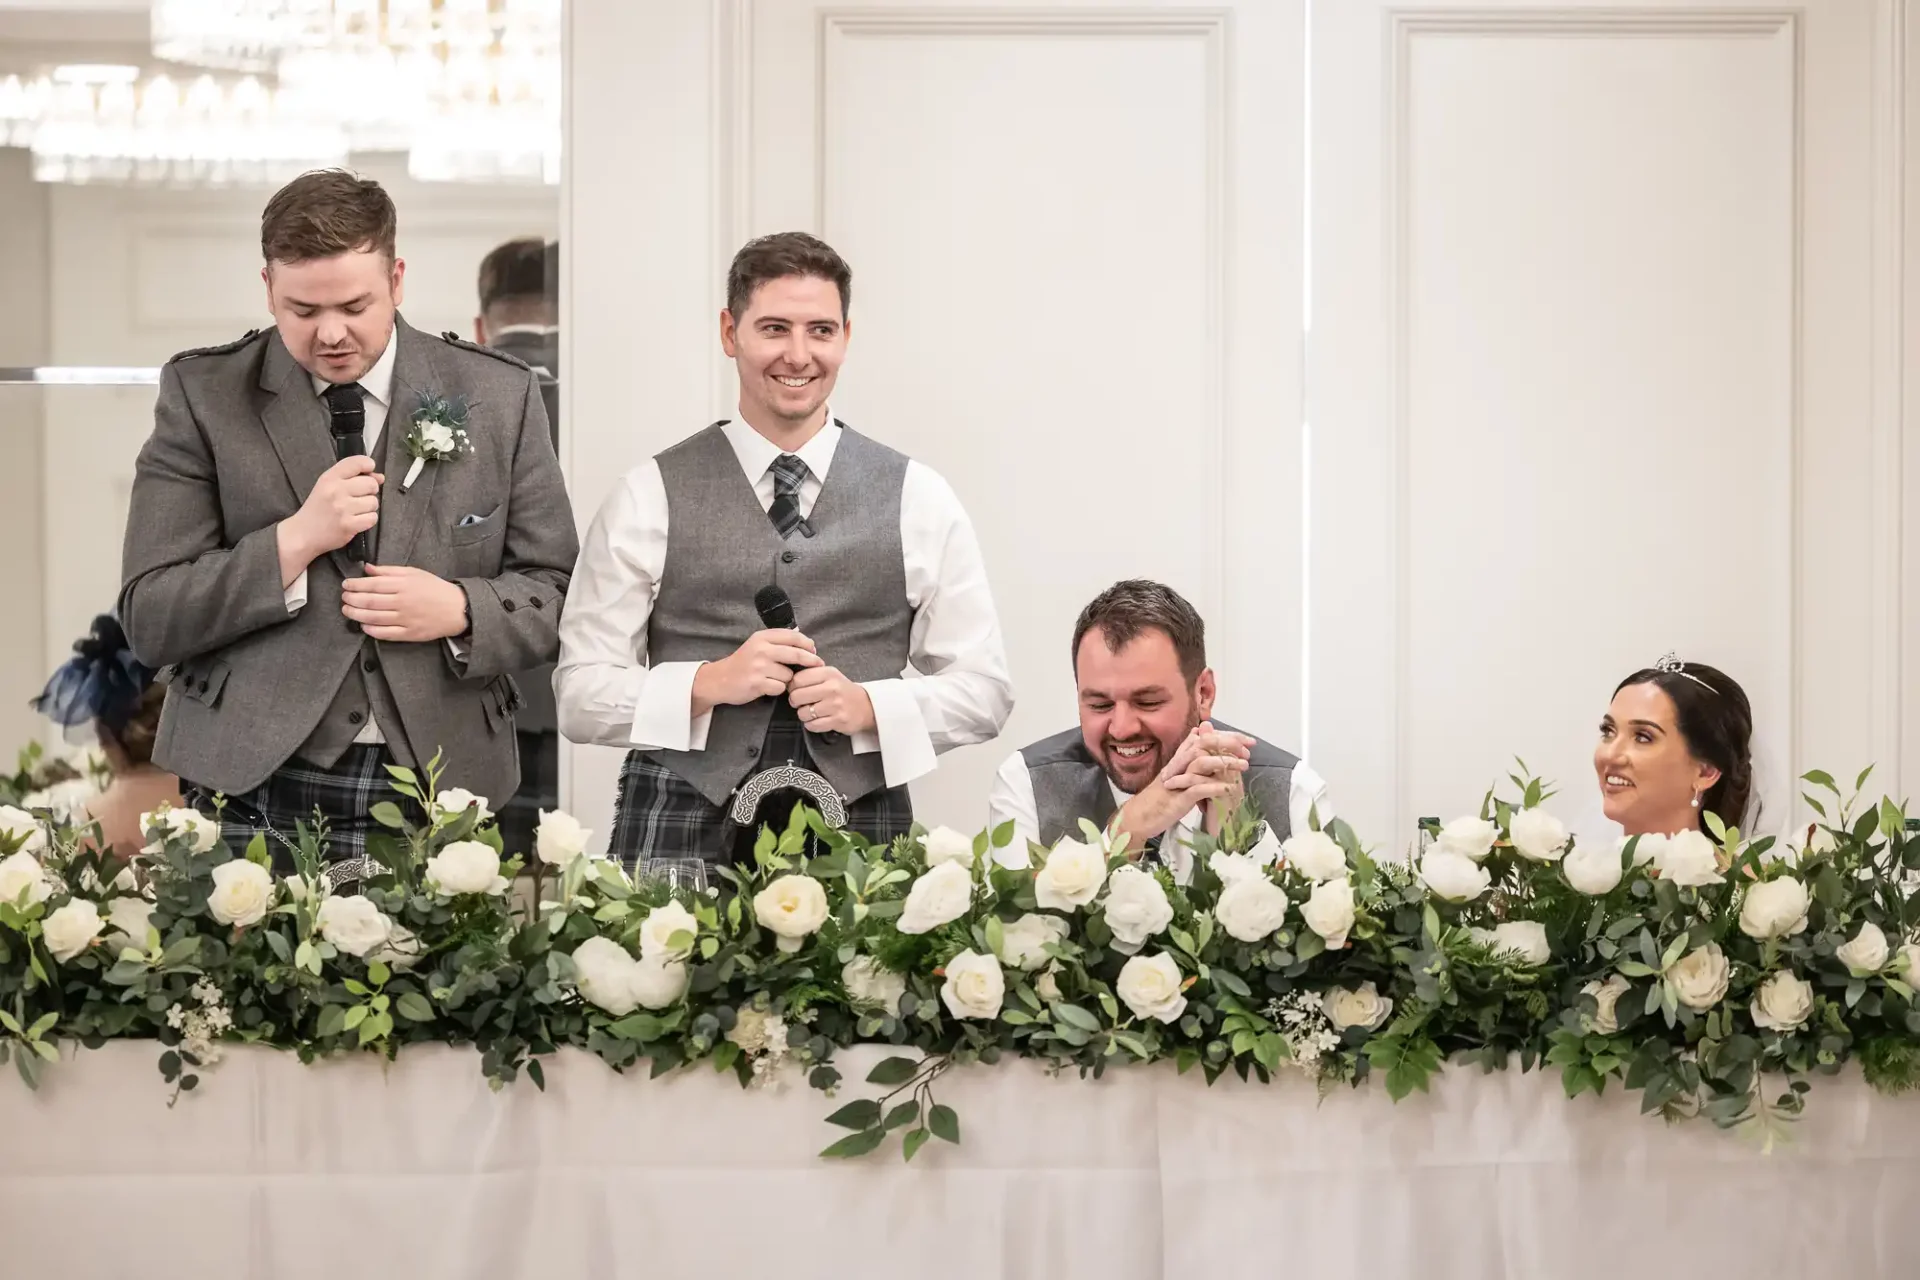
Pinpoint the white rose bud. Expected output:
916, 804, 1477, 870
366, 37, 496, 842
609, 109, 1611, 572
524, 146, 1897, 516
315, 894, 394, 958
426, 840, 508, 896
995, 912, 1068, 971
1562, 841, 1625, 896
1209, 851, 1265, 887
1215, 875, 1290, 944
1323, 981, 1394, 1032
922, 825, 978, 869
42, 898, 103, 962
1300, 877, 1357, 949
1751, 970, 1814, 1031
142, 807, 220, 854
1034, 836, 1109, 912
1101, 865, 1174, 954
1281, 830, 1347, 881
1837, 921, 1891, 977
0, 804, 47, 854
535, 809, 592, 866
1670, 943, 1731, 1010
630, 954, 690, 1010
940, 949, 1006, 1020
638, 899, 699, 961
1116, 952, 1188, 1024
1901, 942, 1920, 986
897, 860, 975, 936
1508, 808, 1570, 862
1472, 920, 1550, 966
434, 788, 493, 825
106, 895, 154, 945
752, 874, 829, 952
1738, 876, 1811, 941
842, 955, 908, 1015
0, 850, 52, 908
1582, 974, 1632, 1034
1419, 849, 1491, 903
1437, 815, 1498, 862
1655, 830, 1724, 887
207, 859, 273, 927
570, 937, 640, 1016
1035, 965, 1062, 1002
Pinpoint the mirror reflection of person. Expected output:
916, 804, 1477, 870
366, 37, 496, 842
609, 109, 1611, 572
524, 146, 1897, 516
475, 237, 561, 857
31, 614, 182, 857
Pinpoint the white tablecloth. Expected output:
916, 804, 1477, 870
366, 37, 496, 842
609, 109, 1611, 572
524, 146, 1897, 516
4, 1042, 1917, 1279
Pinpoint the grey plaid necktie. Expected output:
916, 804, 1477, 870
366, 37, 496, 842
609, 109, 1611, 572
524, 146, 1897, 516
767, 453, 812, 538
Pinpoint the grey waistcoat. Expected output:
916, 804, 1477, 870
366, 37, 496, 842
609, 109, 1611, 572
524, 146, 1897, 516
1020, 720, 1299, 848
645, 422, 911, 806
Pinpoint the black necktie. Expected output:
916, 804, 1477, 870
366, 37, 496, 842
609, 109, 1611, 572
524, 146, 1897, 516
322, 381, 366, 423
767, 454, 812, 539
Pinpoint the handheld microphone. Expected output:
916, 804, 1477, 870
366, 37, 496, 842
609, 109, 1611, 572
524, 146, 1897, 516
325, 388, 376, 565
755, 585, 839, 743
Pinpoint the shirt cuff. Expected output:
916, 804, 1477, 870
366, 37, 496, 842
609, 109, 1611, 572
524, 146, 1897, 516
445, 637, 469, 669
859, 678, 937, 788
629, 661, 712, 752
284, 569, 308, 613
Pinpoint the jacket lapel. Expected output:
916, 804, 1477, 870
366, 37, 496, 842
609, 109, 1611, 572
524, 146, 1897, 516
376, 316, 443, 566
258, 331, 356, 576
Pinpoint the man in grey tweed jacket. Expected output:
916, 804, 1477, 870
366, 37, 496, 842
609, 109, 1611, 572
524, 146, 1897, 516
118, 170, 577, 867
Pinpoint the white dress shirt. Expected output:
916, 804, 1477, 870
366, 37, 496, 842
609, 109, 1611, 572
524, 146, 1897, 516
986, 742, 1331, 884
556, 413, 1014, 788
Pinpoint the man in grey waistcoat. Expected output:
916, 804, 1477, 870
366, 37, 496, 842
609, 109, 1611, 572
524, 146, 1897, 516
119, 170, 578, 872
556, 232, 1013, 868
987, 580, 1330, 881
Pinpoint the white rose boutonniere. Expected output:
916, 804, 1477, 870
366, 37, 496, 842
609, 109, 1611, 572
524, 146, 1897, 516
401, 391, 472, 492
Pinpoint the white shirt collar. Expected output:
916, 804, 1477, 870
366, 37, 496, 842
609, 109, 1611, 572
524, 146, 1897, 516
310, 325, 398, 408
721, 409, 842, 485
488, 323, 558, 339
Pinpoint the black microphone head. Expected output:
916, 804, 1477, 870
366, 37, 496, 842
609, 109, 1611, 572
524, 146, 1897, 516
754, 584, 795, 631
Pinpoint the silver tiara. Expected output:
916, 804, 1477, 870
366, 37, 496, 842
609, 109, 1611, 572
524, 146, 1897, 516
1654, 652, 1717, 693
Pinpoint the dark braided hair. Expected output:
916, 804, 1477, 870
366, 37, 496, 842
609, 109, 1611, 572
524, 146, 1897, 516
1613, 661, 1756, 832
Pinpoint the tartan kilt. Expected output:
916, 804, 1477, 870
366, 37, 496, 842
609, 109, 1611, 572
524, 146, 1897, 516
608, 712, 914, 871
185, 745, 393, 875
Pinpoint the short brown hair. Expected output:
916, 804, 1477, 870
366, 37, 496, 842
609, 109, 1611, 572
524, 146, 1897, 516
260, 169, 397, 265
478, 237, 557, 313
1071, 580, 1208, 685
726, 232, 851, 319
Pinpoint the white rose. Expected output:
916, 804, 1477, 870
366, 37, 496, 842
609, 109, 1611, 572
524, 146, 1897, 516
25, 779, 95, 825
368, 924, 423, 972
0, 804, 47, 854
1901, 942, 1920, 986
1654, 830, 1724, 887
996, 912, 1068, 971
753, 874, 829, 952
1034, 836, 1109, 911
1583, 974, 1632, 1034
842, 955, 907, 1015
1562, 841, 1625, 895
1738, 877, 1811, 940
426, 840, 508, 896
1419, 849, 1491, 903
1116, 952, 1188, 1023
0, 850, 52, 908
142, 807, 219, 854
1301, 877, 1357, 949
535, 809, 592, 866
1622, 833, 1668, 867
1208, 851, 1265, 886
1837, 921, 1891, 977
1215, 875, 1290, 943
207, 859, 273, 927
316, 894, 394, 958
940, 949, 1006, 1020
42, 898, 103, 962
638, 899, 699, 961
1035, 965, 1062, 1002
897, 860, 975, 936
1751, 970, 1814, 1031
1322, 980, 1394, 1032
631, 955, 689, 1010
106, 895, 154, 945
1437, 815, 1498, 862
112, 865, 139, 894
922, 825, 977, 869
1101, 865, 1174, 953
1281, 830, 1346, 881
1508, 808, 1570, 863
434, 788, 493, 824
1670, 943, 1731, 1010
727, 1007, 786, 1055
422, 421, 457, 453
1472, 920, 1550, 965
570, 936, 640, 1016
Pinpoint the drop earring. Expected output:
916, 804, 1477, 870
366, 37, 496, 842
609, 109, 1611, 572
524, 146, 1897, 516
1690, 792, 1702, 809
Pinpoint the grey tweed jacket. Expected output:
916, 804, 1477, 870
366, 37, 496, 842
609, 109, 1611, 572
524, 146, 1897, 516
118, 315, 579, 803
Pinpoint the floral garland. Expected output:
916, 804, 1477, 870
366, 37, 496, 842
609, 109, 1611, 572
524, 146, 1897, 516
1, 751, 1916, 1158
